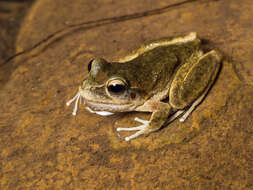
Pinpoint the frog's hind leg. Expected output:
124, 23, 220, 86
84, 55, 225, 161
166, 110, 185, 123
170, 50, 222, 122
178, 88, 207, 122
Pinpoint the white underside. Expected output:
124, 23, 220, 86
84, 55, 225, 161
85, 107, 114, 116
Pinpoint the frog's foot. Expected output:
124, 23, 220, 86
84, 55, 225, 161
179, 88, 207, 122
116, 117, 151, 141
66, 91, 82, 116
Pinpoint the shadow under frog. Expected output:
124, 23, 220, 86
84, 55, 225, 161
66, 32, 222, 141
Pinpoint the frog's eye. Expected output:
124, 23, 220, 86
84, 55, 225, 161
88, 59, 94, 72
107, 79, 127, 95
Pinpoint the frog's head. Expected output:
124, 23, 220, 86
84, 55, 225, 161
77, 58, 145, 112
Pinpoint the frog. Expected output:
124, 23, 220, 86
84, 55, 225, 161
66, 32, 222, 141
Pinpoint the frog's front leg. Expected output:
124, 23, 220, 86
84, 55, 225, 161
117, 101, 172, 141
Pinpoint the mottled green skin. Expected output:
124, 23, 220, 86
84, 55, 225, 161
81, 38, 202, 110
170, 52, 221, 109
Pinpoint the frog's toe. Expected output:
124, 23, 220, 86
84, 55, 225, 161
167, 110, 184, 123
116, 117, 149, 132
116, 125, 146, 132
179, 106, 195, 122
116, 117, 150, 141
134, 117, 149, 125
66, 91, 81, 116
179, 89, 208, 122
124, 128, 148, 141
116, 125, 148, 141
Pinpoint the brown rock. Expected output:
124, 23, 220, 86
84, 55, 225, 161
0, 0, 252, 189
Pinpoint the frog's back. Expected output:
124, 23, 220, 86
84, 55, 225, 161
115, 47, 178, 100
113, 32, 201, 100
118, 32, 200, 63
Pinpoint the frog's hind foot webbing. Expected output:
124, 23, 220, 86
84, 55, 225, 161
117, 117, 149, 141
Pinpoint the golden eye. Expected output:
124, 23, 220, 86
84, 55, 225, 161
107, 79, 127, 94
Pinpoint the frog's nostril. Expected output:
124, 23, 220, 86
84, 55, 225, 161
130, 92, 136, 99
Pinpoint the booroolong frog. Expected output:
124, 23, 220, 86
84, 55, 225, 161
66, 32, 222, 141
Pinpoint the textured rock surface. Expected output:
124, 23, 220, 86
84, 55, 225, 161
0, 0, 33, 89
0, 0, 252, 189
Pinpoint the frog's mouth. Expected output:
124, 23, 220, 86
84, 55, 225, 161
85, 106, 114, 116
66, 91, 135, 116
84, 99, 135, 113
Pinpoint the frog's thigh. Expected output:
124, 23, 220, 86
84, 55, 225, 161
169, 50, 221, 109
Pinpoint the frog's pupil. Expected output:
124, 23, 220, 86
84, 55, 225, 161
108, 84, 125, 94
88, 59, 93, 72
